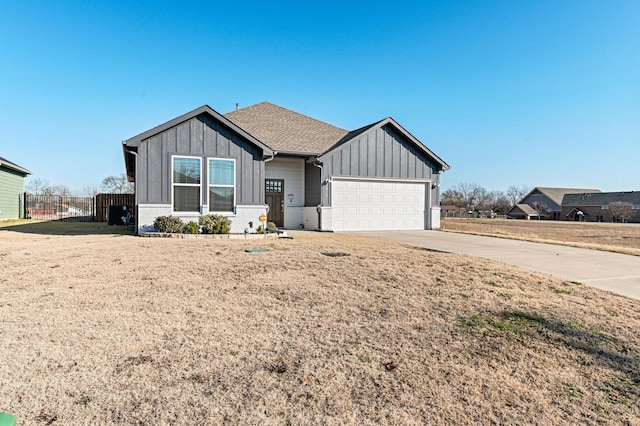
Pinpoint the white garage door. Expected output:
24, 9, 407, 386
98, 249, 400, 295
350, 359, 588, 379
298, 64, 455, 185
331, 179, 426, 231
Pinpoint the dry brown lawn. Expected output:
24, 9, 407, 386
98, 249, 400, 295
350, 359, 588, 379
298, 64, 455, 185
1, 221, 639, 425
442, 218, 640, 256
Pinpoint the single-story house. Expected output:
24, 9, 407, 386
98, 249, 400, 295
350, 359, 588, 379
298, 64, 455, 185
507, 187, 600, 220
506, 203, 539, 220
122, 102, 450, 234
440, 205, 467, 218
0, 156, 31, 220
562, 191, 640, 223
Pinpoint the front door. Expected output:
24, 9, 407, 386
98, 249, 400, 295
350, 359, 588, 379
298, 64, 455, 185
265, 179, 284, 227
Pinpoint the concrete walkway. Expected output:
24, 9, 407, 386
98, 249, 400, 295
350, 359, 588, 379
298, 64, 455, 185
352, 230, 640, 300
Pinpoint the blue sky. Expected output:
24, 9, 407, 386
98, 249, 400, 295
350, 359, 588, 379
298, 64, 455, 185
1, 1, 638, 194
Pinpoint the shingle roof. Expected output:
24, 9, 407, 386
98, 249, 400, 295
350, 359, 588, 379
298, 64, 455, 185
0, 156, 31, 175
226, 102, 451, 170
509, 203, 539, 216
563, 191, 640, 206
527, 187, 601, 206
224, 102, 349, 155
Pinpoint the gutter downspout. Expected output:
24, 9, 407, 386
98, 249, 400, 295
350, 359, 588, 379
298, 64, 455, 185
124, 147, 138, 234
263, 152, 277, 216
312, 161, 323, 231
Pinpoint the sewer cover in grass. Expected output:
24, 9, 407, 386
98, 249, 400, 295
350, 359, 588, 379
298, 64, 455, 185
245, 248, 269, 253
321, 252, 350, 257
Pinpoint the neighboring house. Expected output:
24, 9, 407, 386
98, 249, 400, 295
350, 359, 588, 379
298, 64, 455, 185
122, 102, 450, 234
0, 157, 31, 220
507, 187, 600, 220
562, 191, 640, 223
506, 203, 539, 220
440, 205, 467, 218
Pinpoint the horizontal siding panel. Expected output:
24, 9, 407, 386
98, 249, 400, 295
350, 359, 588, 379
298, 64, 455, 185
0, 168, 24, 219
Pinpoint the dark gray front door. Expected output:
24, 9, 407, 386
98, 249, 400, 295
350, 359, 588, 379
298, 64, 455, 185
265, 179, 284, 227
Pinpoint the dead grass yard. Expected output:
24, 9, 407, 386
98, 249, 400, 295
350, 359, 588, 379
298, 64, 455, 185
1, 221, 639, 425
441, 218, 640, 256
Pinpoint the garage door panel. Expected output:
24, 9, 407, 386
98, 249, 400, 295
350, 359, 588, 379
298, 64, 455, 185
332, 180, 426, 231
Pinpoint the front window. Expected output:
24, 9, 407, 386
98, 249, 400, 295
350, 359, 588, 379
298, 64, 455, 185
209, 158, 235, 212
173, 156, 201, 212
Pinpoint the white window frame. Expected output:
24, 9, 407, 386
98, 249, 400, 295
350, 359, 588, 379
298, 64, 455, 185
208, 157, 236, 214
601, 205, 609, 210
172, 155, 202, 214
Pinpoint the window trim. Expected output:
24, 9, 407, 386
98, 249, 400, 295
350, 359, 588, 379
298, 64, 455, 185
172, 155, 202, 213
208, 157, 236, 213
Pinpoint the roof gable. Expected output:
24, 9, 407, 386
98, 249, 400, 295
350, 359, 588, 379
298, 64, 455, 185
507, 203, 539, 216
123, 105, 273, 155
318, 117, 450, 171
523, 187, 601, 206
225, 102, 348, 155
0, 156, 31, 175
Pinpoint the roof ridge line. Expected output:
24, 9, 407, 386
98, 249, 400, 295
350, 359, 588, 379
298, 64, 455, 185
229, 101, 349, 133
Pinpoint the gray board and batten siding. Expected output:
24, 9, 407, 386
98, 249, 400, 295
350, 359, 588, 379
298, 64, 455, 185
317, 121, 444, 207
124, 108, 271, 207
304, 162, 322, 207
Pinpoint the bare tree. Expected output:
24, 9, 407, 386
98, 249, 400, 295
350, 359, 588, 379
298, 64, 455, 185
50, 184, 72, 196
609, 201, 633, 223
25, 177, 51, 195
530, 201, 549, 220
78, 185, 99, 197
506, 185, 531, 206
440, 188, 465, 208
488, 191, 511, 215
440, 182, 487, 212
101, 174, 134, 194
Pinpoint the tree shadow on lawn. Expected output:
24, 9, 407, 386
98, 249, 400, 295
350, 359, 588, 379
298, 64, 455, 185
482, 310, 640, 397
0, 219, 134, 236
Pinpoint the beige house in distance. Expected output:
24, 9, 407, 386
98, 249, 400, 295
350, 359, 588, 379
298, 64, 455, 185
507, 187, 600, 220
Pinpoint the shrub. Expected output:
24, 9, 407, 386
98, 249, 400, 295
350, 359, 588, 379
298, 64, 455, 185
183, 221, 199, 234
153, 215, 184, 233
266, 222, 277, 232
199, 214, 231, 234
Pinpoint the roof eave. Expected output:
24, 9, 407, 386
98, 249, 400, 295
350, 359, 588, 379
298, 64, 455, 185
382, 118, 450, 171
317, 117, 450, 171
122, 142, 137, 182
123, 105, 274, 157
274, 150, 323, 157
0, 160, 31, 175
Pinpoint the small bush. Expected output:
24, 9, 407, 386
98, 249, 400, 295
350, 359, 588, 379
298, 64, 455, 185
199, 214, 231, 234
153, 216, 184, 233
183, 221, 199, 234
256, 225, 265, 234
266, 222, 277, 232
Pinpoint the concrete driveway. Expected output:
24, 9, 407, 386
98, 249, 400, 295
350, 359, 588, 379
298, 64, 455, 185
352, 230, 640, 300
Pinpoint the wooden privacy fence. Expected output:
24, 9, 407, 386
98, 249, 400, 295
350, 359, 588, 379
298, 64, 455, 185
95, 193, 134, 222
